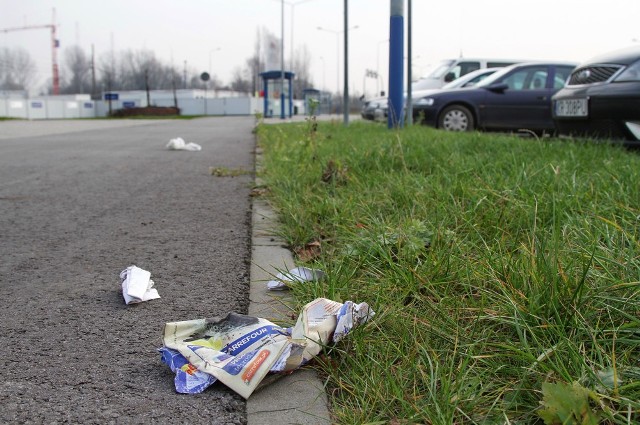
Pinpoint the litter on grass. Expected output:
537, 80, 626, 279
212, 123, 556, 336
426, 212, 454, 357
120, 265, 160, 304
160, 297, 374, 398
266, 266, 325, 290
166, 137, 202, 151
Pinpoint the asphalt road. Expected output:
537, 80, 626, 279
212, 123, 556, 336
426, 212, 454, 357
0, 117, 256, 424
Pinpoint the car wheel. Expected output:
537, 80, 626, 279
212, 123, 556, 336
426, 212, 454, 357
438, 105, 475, 131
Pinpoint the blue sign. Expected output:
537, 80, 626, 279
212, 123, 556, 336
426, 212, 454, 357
122, 101, 135, 108
84, 102, 93, 109
31, 101, 43, 108
104, 93, 118, 100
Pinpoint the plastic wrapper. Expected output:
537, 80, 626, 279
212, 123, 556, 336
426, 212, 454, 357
266, 266, 325, 290
160, 298, 374, 398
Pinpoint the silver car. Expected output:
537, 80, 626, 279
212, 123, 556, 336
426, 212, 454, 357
361, 67, 503, 121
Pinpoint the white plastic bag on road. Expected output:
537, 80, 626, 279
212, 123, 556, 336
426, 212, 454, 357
166, 137, 202, 151
120, 265, 160, 304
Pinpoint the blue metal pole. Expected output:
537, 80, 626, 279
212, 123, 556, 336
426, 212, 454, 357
280, 0, 286, 119
263, 77, 269, 117
289, 75, 293, 117
388, 0, 404, 129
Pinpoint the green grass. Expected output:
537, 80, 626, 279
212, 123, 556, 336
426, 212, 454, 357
256, 120, 640, 424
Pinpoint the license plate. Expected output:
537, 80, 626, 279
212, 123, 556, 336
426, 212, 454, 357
555, 98, 588, 117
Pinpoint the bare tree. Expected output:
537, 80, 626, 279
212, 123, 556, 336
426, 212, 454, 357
245, 27, 269, 94
60, 45, 91, 94
230, 66, 252, 94
236, 28, 314, 98
291, 44, 314, 99
97, 49, 118, 91
0, 47, 38, 91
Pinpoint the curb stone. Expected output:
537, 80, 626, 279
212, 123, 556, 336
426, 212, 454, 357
246, 143, 332, 425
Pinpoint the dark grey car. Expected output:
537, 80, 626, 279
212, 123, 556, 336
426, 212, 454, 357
552, 46, 640, 144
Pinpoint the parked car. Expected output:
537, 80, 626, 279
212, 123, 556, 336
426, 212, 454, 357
412, 57, 523, 90
361, 67, 502, 121
552, 47, 640, 144
412, 61, 577, 133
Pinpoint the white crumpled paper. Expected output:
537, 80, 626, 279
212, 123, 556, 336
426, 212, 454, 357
160, 297, 374, 398
120, 265, 161, 304
266, 266, 326, 290
166, 137, 202, 151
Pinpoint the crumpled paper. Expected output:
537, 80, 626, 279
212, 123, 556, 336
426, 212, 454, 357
266, 267, 325, 290
166, 137, 202, 151
120, 265, 160, 304
160, 297, 374, 398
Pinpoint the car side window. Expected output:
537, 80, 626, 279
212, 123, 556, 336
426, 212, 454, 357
501, 67, 548, 90
488, 61, 515, 68
528, 70, 548, 90
501, 70, 528, 90
449, 62, 481, 79
459, 62, 481, 77
553, 66, 573, 89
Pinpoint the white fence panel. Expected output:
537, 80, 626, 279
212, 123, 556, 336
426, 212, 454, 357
28, 100, 47, 119
7, 100, 27, 118
80, 101, 97, 118
207, 99, 225, 115
1, 96, 257, 119
225, 98, 251, 115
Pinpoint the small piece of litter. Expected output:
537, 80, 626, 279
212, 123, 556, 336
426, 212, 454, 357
266, 266, 325, 290
120, 265, 161, 304
166, 137, 202, 151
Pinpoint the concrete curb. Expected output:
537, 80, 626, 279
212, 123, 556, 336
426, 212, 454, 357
246, 146, 332, 425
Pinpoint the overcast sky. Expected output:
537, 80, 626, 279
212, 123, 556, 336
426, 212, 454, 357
2, 0, 639, 97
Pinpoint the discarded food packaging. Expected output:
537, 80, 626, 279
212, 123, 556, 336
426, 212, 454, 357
160, 297, 374, 398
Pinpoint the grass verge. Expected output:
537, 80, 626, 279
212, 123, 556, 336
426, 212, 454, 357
256, 119, 640, 424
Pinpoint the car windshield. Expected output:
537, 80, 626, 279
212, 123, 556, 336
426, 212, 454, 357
422, 59, 455, 79
441, 69, 499, 89
473, 66, 517, 88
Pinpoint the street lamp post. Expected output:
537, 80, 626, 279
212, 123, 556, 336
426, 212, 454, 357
282, 0, 316, 69
208, 47, 221, 96
317, 24, 358, 113
319, 56, 326, 91
273, 0, 316, 69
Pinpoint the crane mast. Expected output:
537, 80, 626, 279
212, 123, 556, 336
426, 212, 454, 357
0, 9, 60, 94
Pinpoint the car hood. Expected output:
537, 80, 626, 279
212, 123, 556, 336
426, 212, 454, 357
579, 46, 640, 66
412, 78, 443, 90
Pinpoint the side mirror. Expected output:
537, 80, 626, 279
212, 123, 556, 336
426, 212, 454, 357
380, 91, 386, 96
486, 83, 509, 93
444, 72, 456, 82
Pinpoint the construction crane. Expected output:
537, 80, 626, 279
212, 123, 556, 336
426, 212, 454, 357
0, 9, 60, 94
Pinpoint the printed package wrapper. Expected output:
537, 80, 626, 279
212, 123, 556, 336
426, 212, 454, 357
161, 297, 374, 399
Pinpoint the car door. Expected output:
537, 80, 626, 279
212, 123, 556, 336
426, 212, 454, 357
478, 65, 555, 131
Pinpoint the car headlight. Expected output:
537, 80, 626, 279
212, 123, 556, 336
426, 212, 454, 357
614, 60, 640, 82
415, 97, 435, 106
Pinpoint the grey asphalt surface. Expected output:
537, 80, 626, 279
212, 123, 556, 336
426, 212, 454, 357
0, 117, 256, 424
